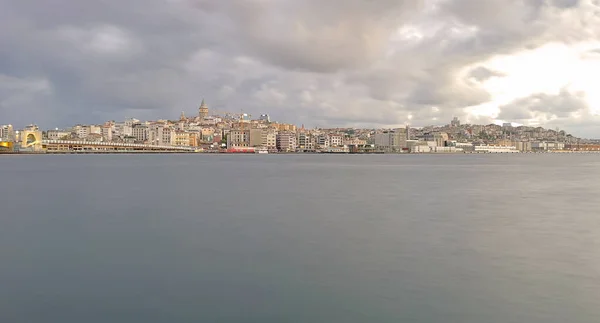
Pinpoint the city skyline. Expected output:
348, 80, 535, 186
1, 98, 594, 140
0, 100, 587, 139
2, 1, 600, 136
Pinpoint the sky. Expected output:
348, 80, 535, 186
1, 0, 600, 137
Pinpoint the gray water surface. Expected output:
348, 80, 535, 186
1, 154, 599, 322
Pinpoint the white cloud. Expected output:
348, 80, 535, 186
56, 25, 140, 57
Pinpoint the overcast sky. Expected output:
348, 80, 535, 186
1, 0, 600, 136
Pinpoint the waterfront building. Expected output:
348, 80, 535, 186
18, 125, 43, 152
174, 131, 190, 146
515, 141, 532, 152
276, 132, 297, 152
374, 128, 408, 152
408, 142, 431, 153
227, 129, 250, 148
264, 130, 277, 151
297, 132, 315, 151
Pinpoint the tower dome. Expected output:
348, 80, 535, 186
199, 99, 209, 119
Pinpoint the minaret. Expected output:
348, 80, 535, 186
180, 111, 186, 121
199, 99, 209, 119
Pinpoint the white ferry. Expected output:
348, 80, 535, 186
473, 145, 520, 153
256, 147, 269, 154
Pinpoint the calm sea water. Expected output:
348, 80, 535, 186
1, 154, 599, 323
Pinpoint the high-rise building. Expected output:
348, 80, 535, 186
199, 100, 209, 119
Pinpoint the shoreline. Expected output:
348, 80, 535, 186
2, 150, 600, 156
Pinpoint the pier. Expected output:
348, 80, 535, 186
41, 140, 197, 153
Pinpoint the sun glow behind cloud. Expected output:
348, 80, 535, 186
466, 41, 600, 122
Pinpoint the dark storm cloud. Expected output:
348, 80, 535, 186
0, 0, 598, 132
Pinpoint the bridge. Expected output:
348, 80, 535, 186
42, 140, 198, 153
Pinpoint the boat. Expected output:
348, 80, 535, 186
226, 146, 256, 153
256, 147, 268, 154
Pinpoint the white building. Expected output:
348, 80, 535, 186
114, 122, 133, 137
89, 125, 102, 135
132, 124, 149, 142
1, 124, 15, 141
265, 130, 277, 151
328, 134, 344, 147
73, 125, 91, 139
163, 127, 176, 146
47, 129, 71, 140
